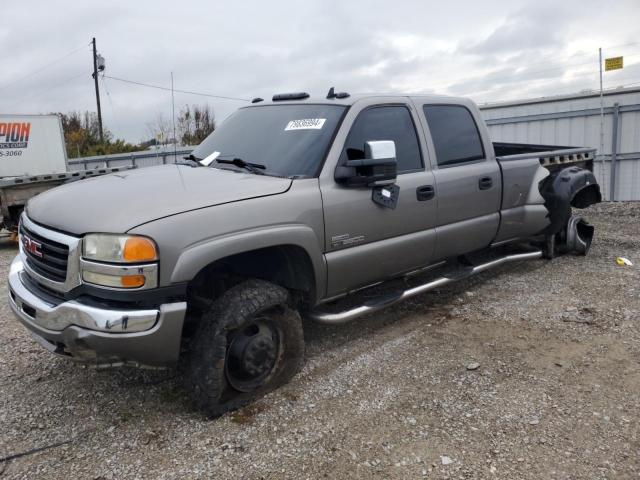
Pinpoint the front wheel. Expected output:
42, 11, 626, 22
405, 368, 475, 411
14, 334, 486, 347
182, 279, 305, 417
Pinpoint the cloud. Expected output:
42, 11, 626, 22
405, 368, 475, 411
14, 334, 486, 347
0, 0, 638, 143
460, 4, 571, 56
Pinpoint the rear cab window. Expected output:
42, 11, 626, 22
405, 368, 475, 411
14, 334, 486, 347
423, 105, 485, 167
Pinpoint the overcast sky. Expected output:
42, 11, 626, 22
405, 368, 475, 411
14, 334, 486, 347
1, 0, 639, 144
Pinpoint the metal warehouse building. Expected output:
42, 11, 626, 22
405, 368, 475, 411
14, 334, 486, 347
480, 86, 640, 201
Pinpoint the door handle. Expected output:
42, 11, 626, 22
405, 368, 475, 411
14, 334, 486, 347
416, 185, 435, 201
479, 177, 493, 190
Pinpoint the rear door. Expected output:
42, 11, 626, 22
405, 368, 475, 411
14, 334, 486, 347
319, 99, 438, 297
416, 101, 501, 260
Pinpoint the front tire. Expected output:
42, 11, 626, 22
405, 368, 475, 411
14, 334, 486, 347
182, 279, 305, 417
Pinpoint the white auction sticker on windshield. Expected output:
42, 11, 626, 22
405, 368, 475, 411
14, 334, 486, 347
199, 151, 220, 166
284, 118, 326, 131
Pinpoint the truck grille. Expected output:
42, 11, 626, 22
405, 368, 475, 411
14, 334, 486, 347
20, 224, 69, 283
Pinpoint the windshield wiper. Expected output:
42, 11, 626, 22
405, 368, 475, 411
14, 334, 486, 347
176, 153, 202, 167
216, 158, 266, 175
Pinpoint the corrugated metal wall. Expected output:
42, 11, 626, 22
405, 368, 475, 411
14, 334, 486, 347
480, 87, 640, 201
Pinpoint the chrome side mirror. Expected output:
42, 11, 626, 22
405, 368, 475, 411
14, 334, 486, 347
335, 140, 398, 187
364, 140, 396, 161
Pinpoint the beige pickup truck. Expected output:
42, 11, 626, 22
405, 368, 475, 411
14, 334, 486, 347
9, 90, 600, 415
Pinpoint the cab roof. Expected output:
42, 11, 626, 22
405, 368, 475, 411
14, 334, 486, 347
244, 92, 468, 108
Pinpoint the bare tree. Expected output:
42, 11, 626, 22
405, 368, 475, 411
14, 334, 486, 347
177, 104, 215, 146
145, 113, 173, 146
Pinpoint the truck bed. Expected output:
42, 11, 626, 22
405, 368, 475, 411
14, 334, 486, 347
494, 142, 596, 169
492, 142, 598, 244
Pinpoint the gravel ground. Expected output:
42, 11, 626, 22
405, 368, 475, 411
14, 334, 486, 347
1, 202, 639, 479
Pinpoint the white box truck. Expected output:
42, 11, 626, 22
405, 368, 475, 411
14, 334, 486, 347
0, 114, 68, 176
0, 114, 133, 232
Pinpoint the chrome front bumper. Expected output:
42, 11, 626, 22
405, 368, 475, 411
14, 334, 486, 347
8, 256, 186, 367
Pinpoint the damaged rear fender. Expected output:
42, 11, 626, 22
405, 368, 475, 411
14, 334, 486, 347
539, 166, 601, 234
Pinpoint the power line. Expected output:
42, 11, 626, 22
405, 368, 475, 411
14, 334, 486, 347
515, 51, 640, 78
101, 75, 122, 139
0, 42, 90, 89
602, 40, 640, 52
6, 71, 88, 109
103, 75, 250, 102
504, 41, 640, 71
409, 50, 640, 97
474, 79, 640, 106
449, 51, 640, 92
607, 79, 640, 88
447, 43, 640, 92
492, 53, 640, 90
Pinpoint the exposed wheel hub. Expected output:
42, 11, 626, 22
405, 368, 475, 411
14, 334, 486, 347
225, 317, 281, 392
242, 335, 276, 376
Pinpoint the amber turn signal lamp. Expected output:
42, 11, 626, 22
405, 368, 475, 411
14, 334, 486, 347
123, 237, 157, 262
120, 274, 146, 288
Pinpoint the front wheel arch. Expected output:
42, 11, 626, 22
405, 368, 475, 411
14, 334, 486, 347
186, 244, 317, 313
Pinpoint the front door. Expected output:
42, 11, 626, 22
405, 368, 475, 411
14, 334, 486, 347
320, 102, 438, 297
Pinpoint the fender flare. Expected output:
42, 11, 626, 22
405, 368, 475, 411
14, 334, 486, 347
170, 224, 326, 302
540, 166, 601, 235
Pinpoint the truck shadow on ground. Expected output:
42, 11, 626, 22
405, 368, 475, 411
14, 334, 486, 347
34, 258, 550, 421
301, 258, 549, 350
2, 253, 595, 474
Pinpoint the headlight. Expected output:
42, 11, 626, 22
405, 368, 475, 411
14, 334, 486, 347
83, 234, 158, 263
81, 234, 158, 290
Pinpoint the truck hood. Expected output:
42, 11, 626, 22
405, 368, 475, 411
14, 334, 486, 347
26, 165, 292, 235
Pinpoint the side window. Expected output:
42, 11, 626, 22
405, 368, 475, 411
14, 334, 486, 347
340, 106, 422, 172
423, 105, 485, 167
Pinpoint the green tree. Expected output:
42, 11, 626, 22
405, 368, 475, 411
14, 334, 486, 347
57, 111, 141, 158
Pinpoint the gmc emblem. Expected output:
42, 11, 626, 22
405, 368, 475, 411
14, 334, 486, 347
21, 235, 43, 258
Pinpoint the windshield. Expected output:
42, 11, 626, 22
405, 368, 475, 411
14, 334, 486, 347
191, 104, 347, 177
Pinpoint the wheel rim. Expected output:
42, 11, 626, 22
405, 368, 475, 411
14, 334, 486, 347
225, 315, 281, 393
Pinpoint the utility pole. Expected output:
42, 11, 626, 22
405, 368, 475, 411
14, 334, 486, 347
171, 72, 177, 160
92, 37, 104, 143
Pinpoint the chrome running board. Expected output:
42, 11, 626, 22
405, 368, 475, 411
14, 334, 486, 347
308, 250, 543, 324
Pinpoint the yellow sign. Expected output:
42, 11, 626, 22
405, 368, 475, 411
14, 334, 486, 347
605, 56, 623, 71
